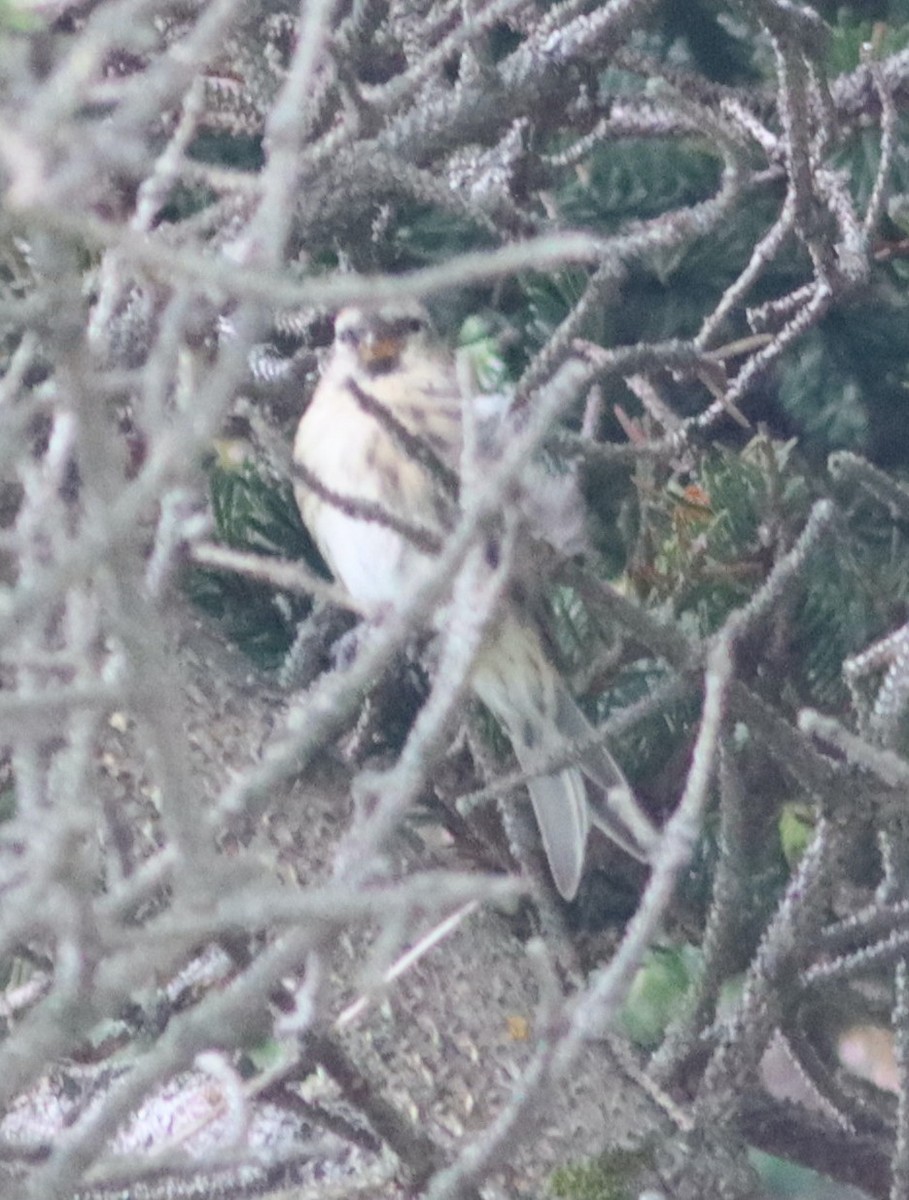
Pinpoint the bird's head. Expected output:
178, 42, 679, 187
332, 303, 432, 376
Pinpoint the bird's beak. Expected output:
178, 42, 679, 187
358, 334, 404, 368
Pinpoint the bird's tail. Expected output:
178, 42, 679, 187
472, 613, 658, 900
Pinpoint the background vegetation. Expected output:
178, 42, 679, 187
2, 0, 909, 1197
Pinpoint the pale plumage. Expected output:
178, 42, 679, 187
293, 304, 658, 898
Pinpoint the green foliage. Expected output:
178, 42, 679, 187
242, 1037, 285, 1073
188, 132, 264, 172
385, 204, 495, 270
550, 1146, 653, 1200
775, 307, 909, 464
826, 7, 909, 75
660, 0, 763, 83
0, 0, 43, 32
792, 546, 873, 707
779, 329, 870, 456
547, 583, 596, 664
592, 659, 701, 783
207, 457, 311, 558
558, 139, 724, 234
749, 1149, 868, 1200
518, 269, 592, 352
631, 439, 801, 629
517, 134, 766, 351
185, 456, 322, 669
620, 944, 700, 1048
0, 780, 15, 824
457, 315, 511, 391
618, 434, 905, 710
778, 802, 816, 867
835, 118, 909, 213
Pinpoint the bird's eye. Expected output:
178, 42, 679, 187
404, 316, 425, 334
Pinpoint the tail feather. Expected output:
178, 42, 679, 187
520, 760, 589, 902
473, 613, 659, 898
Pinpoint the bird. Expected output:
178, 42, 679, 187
292, 303, 659, 899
